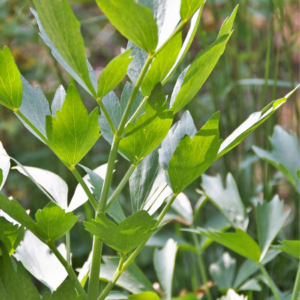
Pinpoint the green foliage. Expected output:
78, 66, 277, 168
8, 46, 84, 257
128, 292, 161, 300
253, 125, 300, 193
273, 241, 300, 259
46, 85, 100, 168
95, 0, 158, 53
0, 217, 25, 255
119, 83, 173, 164
180, 0, 204, 20
42, 281, 85, 300
0, 46, 22, 110
84, 211, 156, 254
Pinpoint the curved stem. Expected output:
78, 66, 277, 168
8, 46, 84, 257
259, 264, 282, 300
292, 261, 300, 300
49, 243, 87, 298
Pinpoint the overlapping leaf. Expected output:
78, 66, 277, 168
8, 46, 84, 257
0, 141, 10, 191
33, 0, 96, 95
273, 240, 300, 259
96, 0, 158, 53
46, 85, 100, 168
119, 83, 173, 164
180, 0, 204, 20
253, 125, 300, 193
0, 46, 22, 110
84, 211, 156, 253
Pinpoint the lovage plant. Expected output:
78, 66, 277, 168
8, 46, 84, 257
0, 0, 298, 300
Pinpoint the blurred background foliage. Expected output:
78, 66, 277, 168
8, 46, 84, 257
0, 0, 299, 298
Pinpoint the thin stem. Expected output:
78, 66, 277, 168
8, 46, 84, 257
259, 264, 282, 300
156, 194, 177, 225
66, 231, 71, 265
292, 261, 300, 300
106, 164, 136, 211
125, 96, 148, 128
97, 98, 117, 135
49, 243, 87, 298
71, 167, 98, 211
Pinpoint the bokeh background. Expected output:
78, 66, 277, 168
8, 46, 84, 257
0, 0, 299, 298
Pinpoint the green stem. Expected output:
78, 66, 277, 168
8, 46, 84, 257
49, 243, 87, 298
106, 164, 136, 211
156, 194, 177, 225
71, 167, 98, 211
259, 264, 282, 300
66, 231, 71, 265
292, 261, 300, 300
97, 98, 117, 135
125, 96, 148, 128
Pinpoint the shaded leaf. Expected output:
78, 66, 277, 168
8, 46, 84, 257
154, 239, 178, 300
0, 46, 22, 110
0, 217, 25, 255
201, 173, 249, 230
33, 0, 96, 95
238, 279, 261, 292
14, 231, 67, 291
253, 125, 300, 193
180, 0, 204, 20
46, 85, 100, 168
119, 83, 173, 164
96, 0, 158, 53
217, 86, 299, 158
164, 112, 221, 194
98, 49, 133, 98
170, 7, 237, 113
0, 241, 41, 300
84, 211, 156, 253
273, 240, 300, 259
128, 292, 160, 300
0, 141, 10, 191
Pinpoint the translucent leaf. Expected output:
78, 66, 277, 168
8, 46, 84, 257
0, 46, 22, 110
0, 141, 10, 191
154, 239, 178, 300
253, 125, 300, 193
273, 240, 300, 259
14, 231, 67, 291
180, 0, 204, 20
128, 292, 160, 300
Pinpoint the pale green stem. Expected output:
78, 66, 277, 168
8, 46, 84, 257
292, 261, 300, 300
125, 96, 148, 128
49, 243, 87, 298
66, 231, 71, 265
259, 264, 282, 300
97, 98, 117, 135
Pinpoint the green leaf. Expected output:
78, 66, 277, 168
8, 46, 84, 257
0, 46, 23, 110
0, 141, 10, 191
180, 0, 204, 20
51, 85, 66, 117
84, 211, 156, 253
197, 228, 261, 262
170, 6, 237, 114
96, 0, 158, 53
273, 240, 300, 259
98, 49, 133, 98
253, 125, 300, 193
33, 0, 96, 95
100, 256, 155, 293
130, 149, 160, 213
46, 85, 100, 168
154, 239, 178, 300
256, 195, 290, 261
209, 252, 237, 290
217, 86, 300, 158
119, 83, 173, 164
35, 202, 78, 243
14, 231, 68, 291
172, 294, 197, 300
217, 289, 247, 300
42, 280, 84, 300
201, 173, 249, 230
0, 241, 41, 300
164, 112, 221, 194
0, 217, 25, 255
141, 33, 182, 96
128, 292, 160, 300
238, 279, 261, 292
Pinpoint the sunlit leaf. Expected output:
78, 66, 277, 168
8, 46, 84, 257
273, 240, 300, 259
128, 292, 160, 300
0, 46, 22, 110
0, 141, 10, 191
180, 0, 204, 20
51, 85, 66, 117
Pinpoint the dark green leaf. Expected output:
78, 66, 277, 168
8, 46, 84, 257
46, 85, 100, 168
273, 240, 300, 259
154, 239, 178, 300
33, 0, 96, 95
128, 292, 160, 300
98, 49, 133, 98
84, 211, 156, 253
0, 46, 23, 110
119, 83, 173, 164
165, 112, 221, 194
201, 173, 249, 230
180, 0, 204, 20
141, 33, 182, 96
256, 195, 290, 261
35, 203, 78, 243
170, 6, 237, 114
96, 0, 158, 53
0, 241, 41, 300
253, 125, 300, 193
0, 217, 25, 255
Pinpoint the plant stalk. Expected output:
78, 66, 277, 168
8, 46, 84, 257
97, 98, 117, 135
66, 231, 71, 265
292, 261, 300, 300
259, 264, 282, 300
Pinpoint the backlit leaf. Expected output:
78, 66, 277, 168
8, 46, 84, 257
273, 240, 300, 259
129, 292, 160, 300
180, 0, 204, 20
